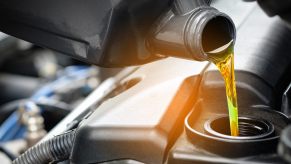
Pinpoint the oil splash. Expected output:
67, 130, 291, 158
208, 40, 239, 136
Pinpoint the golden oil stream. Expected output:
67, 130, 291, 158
208, 40, 239, 136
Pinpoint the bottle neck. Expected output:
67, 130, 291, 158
147, 6, 236, 62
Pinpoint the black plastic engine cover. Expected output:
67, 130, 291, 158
0, 0, 172, 67
70, 58, 207, 164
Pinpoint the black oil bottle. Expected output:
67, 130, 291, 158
0, 0, 235, 67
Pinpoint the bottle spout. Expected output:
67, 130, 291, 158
148, 1, 236, 61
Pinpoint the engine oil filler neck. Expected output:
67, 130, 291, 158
204, 116, 275, 140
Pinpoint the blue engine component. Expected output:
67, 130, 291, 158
0, 66, 97, 142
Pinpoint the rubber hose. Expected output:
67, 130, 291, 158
12, 130, 76, 164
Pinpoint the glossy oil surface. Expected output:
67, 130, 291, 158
208, 40, 239, 136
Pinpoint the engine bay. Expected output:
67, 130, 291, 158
0, 0, 291, 164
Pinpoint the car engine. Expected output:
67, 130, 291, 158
0, 0, 291, 164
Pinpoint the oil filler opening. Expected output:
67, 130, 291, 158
204, 116, 275, 140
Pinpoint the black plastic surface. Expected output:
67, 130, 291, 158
168, 131, 287, 164
282, 84, 291, 117
278, 125, 291, 163
70, 58, 207, 164
0, 0, 172, 67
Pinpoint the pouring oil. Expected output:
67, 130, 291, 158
208, 40, 239, 136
